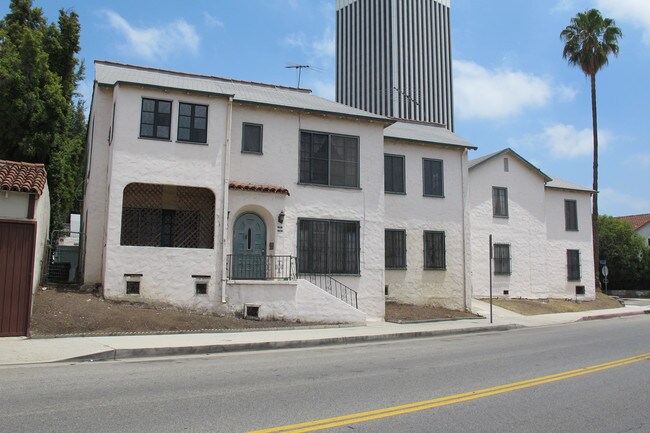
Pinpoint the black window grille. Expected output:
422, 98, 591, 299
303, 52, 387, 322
242, 123, 263, 153
494, 243, 511, 275
384, 154, 405, 193
140, 98, 171, 139
567, 249, 581, 281
565, 200, 578, 231
120, 183, 215, 249
177, 102, 207, 143
424, 231, 446, 269
423, 158, 444, 197
385, 229, 406, 269
493, 187, 509, 217
298, 219, 359, 274
300, 131, 359, 187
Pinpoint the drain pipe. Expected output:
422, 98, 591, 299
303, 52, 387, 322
460, 149, 469, 312
221, 96, 234, 304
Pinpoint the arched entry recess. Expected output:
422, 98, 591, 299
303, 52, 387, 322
232, 212, 266, 279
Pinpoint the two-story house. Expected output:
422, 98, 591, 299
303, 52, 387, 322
468, 148, 595, 300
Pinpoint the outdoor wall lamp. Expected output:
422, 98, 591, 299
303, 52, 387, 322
278, 211, 285, 224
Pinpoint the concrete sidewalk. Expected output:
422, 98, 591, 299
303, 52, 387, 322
1, 301, 648, 366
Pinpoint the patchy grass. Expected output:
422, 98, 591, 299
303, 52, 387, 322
485, 292, 623, 316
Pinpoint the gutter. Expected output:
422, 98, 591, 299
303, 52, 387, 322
221, 96, 234, 304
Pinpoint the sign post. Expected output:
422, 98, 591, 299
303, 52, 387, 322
489, 234, 493, 324
601, 265, 609, 295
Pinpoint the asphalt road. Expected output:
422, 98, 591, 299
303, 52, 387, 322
1, 316, 649, 433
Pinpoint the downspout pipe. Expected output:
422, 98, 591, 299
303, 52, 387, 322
221, 96, 234, 304
460, 149, 469, 311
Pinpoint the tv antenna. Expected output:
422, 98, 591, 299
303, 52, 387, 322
286, 64, 312, 88
393, 87, 420, 106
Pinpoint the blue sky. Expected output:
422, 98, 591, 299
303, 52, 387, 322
9, 0, 649, 216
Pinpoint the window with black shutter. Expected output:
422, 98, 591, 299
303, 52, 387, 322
493, 187, 509, 218
423, 158, 444, 197
298, 219, 359, 274
567, 249, 581, 281
384, 154, 405, 193
300, 131, 359, 187
494, 243, 511, 275
565, 200, 578, 231
424, 231, 446, 270
385, 229, 406, 269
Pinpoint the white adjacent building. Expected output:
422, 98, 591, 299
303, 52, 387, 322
468, 149, 596, 301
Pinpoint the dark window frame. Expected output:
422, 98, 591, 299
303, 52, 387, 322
385, 229, 407, 269
242, 122, 263, 154
297, 218, 360, 275
423, 231, 446, 270
493, 243, 511, 275
567, 249, 581, 281
177, 102, 208, 144
299, 130, 360, 188
564, 199, 578, 231
384, 154, 406, 194
422, 158, 444, 197
493, 187, 509, 218
139, 97, 172, 140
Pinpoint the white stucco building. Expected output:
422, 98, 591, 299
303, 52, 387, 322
82, 61, 392, 323
468, 149, 596, 301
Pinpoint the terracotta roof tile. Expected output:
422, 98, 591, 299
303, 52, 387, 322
616, 213, 650, 231
0, 160, 47, 197
229, 181, 290, 196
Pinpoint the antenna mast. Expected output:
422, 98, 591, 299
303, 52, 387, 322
286, 65, 310, 87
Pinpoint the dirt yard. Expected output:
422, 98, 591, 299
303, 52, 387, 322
29, 289, 477, 336
486, 292, 623, 316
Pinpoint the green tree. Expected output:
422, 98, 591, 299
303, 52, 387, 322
560, 9, 622, 291
0, 0, 85, 228
598, 216, 649, 290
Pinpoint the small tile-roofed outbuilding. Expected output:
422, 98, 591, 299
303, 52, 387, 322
0, 160, 47, 197
616, 213, 650, 231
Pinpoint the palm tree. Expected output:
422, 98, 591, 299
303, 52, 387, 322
561, 9, 622, 291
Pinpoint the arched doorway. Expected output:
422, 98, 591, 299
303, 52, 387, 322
232, 213, 267, 279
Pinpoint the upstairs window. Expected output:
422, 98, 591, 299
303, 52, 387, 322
565, 200, 578, 231
300, 131, 359, 188
567, 249, 581, 281
424, 231, 446, 270
423, 158, 444, 197
242, 123, 263, 153
493, 243, 511, 275
178, 102, 208, 143
385, 229, 406, 269
493, 187, 509, 218
140, 98, 171, 140
384, 154, 405, 193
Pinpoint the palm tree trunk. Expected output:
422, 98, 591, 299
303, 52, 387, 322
591, 73, 601, 292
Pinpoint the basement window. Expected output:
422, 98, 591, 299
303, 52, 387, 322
126, 281, 140, 295
244, 304, 260, 320
195, 283, 208, 295
576, 286, 586, 296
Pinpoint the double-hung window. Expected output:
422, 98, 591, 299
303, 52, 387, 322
493, 243, 511, 275
140, 98, 172, 140
423, 231, 445, 270
298, 219, 360, 274
493, 187, 509, 218
384, 154, 405, 193
565, 200, 578, 231
385, 229, 406, 269
300, 131, 359, 187
567, 250, 581, 281
178, 102, 208, 143
242, 123, 263, 153
423, 158, 444, 197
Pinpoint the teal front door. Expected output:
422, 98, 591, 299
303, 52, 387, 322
232, 213, 267, 279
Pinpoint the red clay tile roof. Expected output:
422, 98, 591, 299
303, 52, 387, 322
229, 181, 290, 196
0, 160, 47, 198
616, 214, 650, 231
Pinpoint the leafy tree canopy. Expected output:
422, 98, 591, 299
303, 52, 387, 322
599, 215, 650, 289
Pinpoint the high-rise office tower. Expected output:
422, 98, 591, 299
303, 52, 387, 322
336, 0, 454, 131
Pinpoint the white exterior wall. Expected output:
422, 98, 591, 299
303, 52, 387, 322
32, 186, 50, 292
637, 224, 650, 247
228, 106, 386, 320
82, 85, 114, 285
383, 140, 470, 310
545, 188, 595, 299
0, 191, 29, 218
469, 157, 548, 298
101, 85, 226, 311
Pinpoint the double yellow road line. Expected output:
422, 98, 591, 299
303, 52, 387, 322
248, 352, 650, 433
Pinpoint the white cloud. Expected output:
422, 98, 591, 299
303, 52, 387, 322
454, 60, 553, 120
600, 187, 650, 215
597, 0, 650, 45
310, 79, 335, 100
203, 12, 224, 28
509, 123, 613, 159
552, 0, 577, 13
284, 26, 334, 60
101, 10, 200, 61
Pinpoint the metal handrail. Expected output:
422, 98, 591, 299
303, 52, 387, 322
298, 272, 358, 309
227, 255, 297, 281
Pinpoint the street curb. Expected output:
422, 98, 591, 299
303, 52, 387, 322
62, 323, 523, 363
578, 309, 650, 321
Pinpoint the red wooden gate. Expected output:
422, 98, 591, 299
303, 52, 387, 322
0, 220, 36, 337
